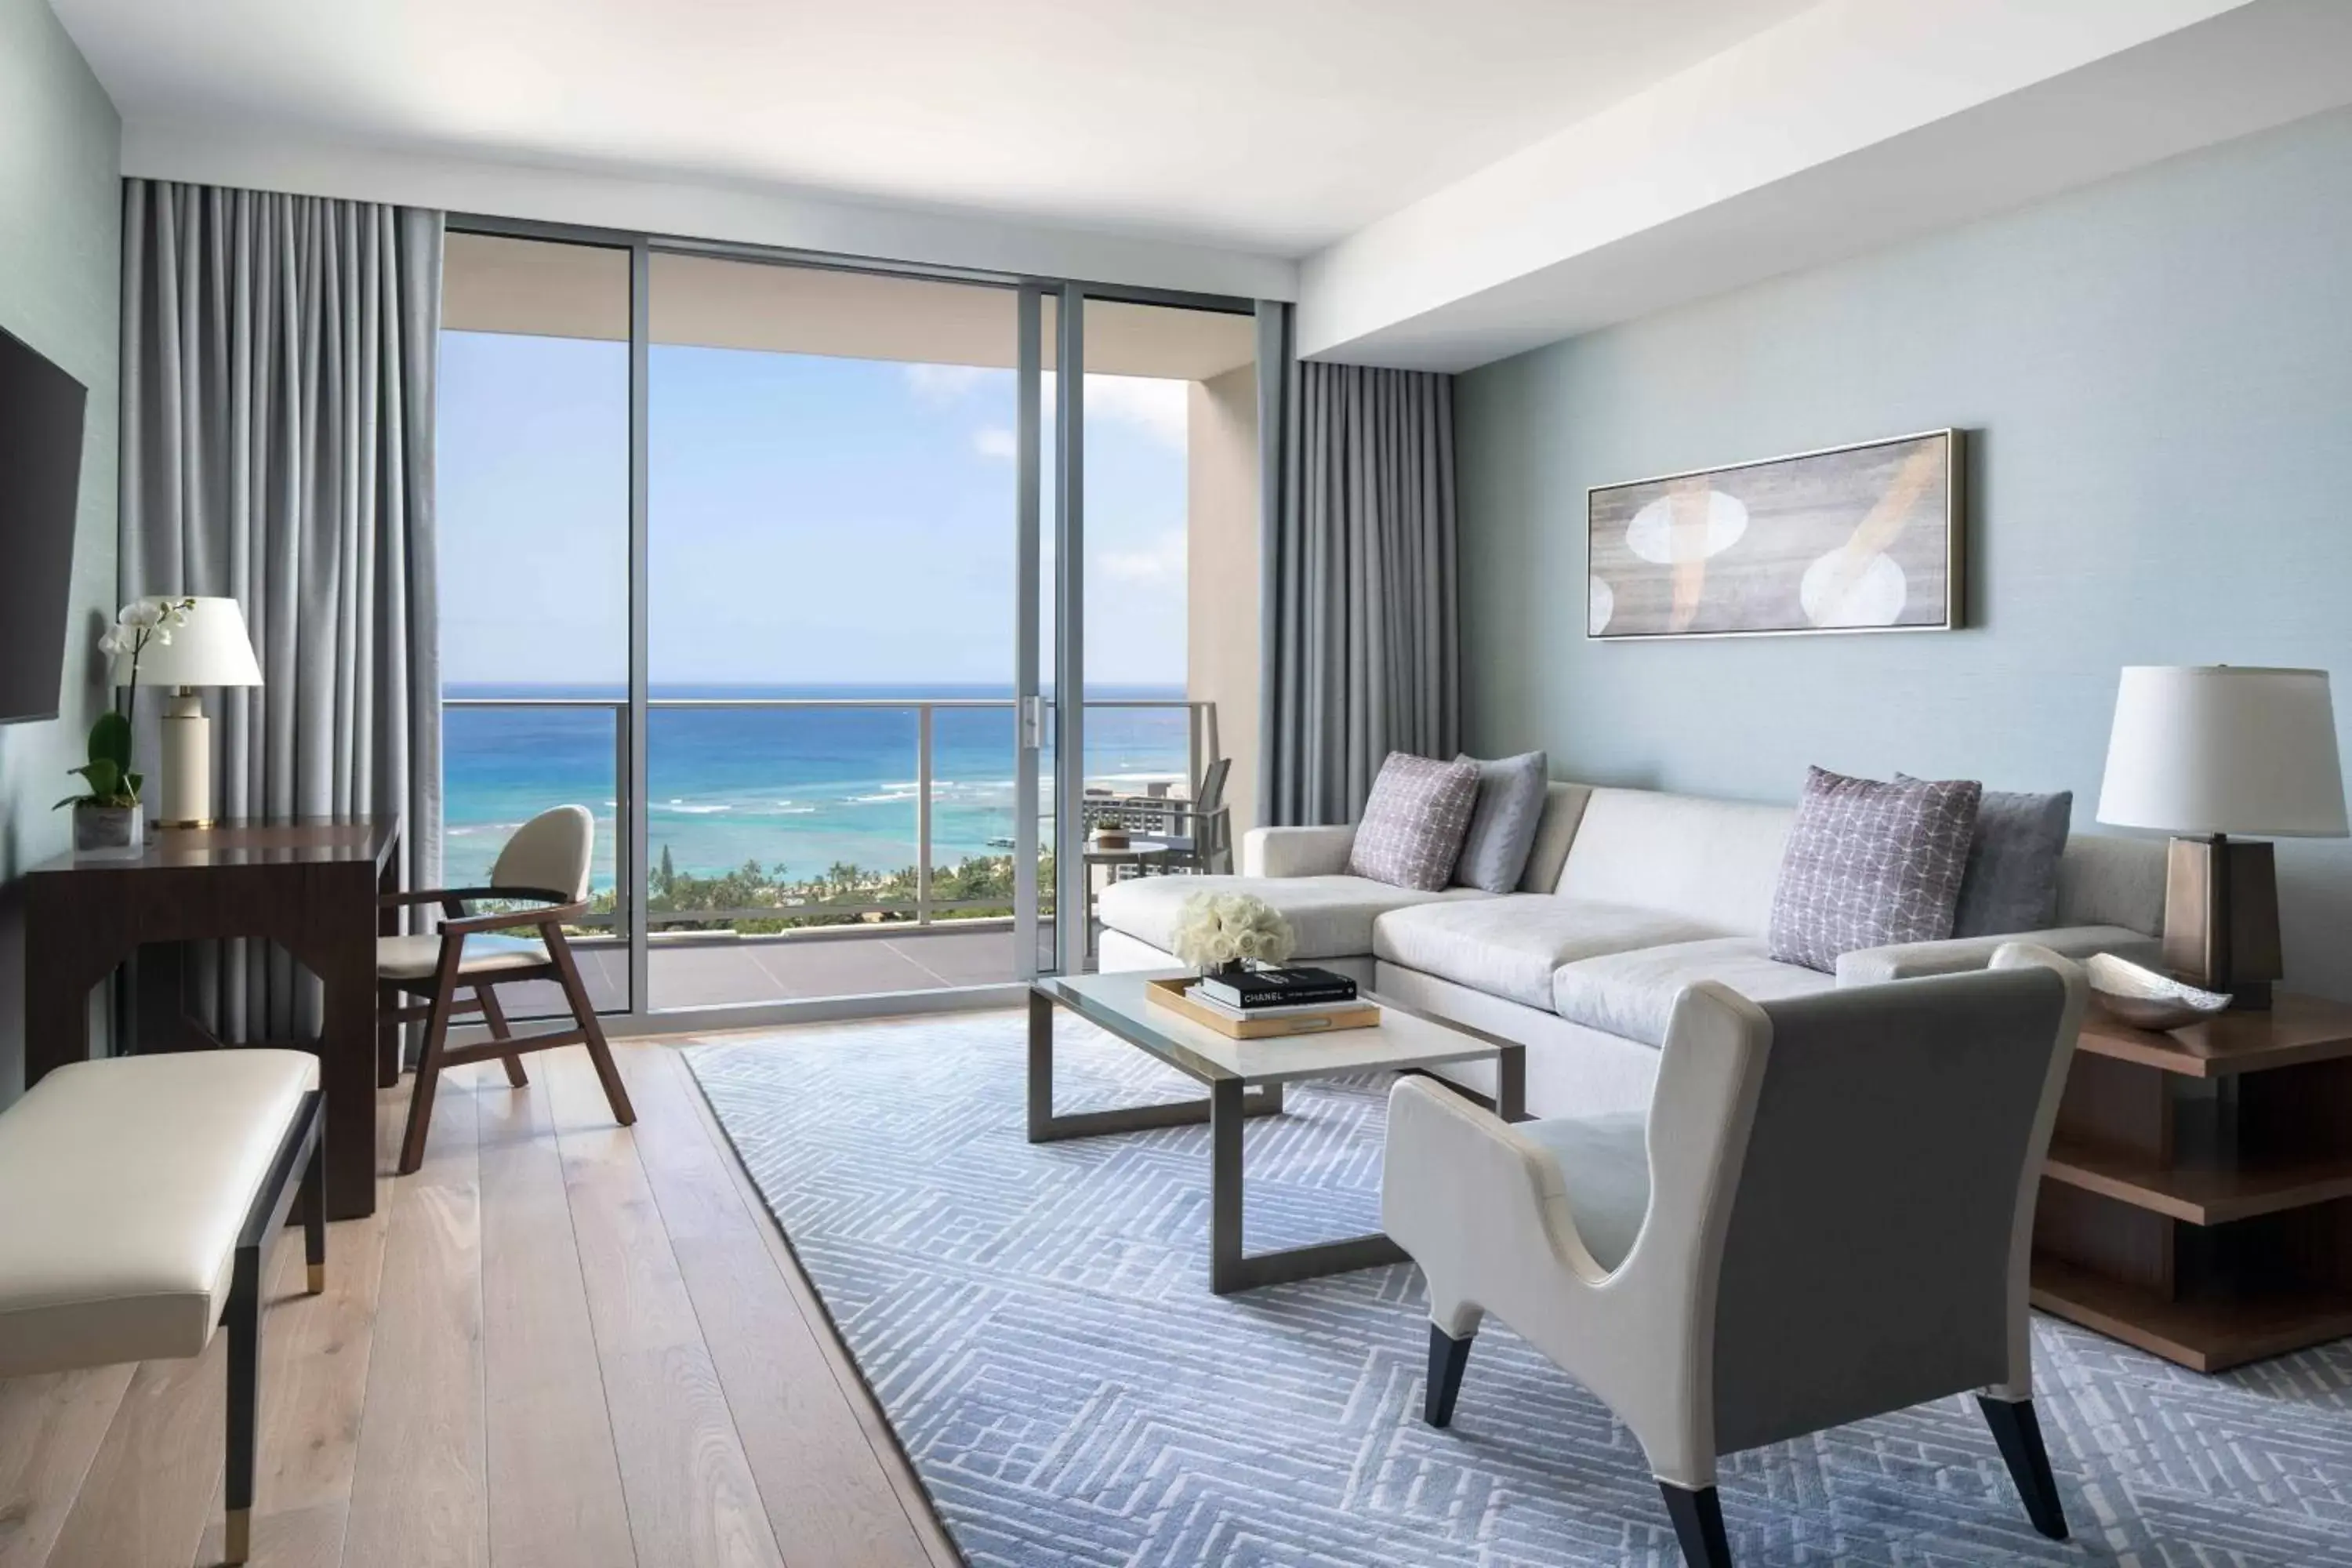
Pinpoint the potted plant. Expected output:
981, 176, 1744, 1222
1169, 891, 1297, 978
56, 598, 193, 852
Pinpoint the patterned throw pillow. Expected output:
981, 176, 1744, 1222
1453, 751, 1549, 893
1348, 753, 1483, 891
1767, 768, 1984, 972
1897, 776, 2072, 937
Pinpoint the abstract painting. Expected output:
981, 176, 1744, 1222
1588, 430, 1961, 639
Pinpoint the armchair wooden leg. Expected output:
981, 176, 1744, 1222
546, 925, 634, 1130
1978, 1395, 2067, 1540
1660, 1483, 1732, 1568
398, 960, 463, 1176
1425, 1323, 1474, 1428
476, 984, 528, 1088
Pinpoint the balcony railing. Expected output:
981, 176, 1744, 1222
441, 695, 1218, 936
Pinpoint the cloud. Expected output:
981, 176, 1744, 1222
1084, 376, 1188, 449
904, 363, 988, 403
967, 375, 1186, 460
1096, 529, 1187, 585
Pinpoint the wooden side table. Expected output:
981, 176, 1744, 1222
2031, 992, 2352, 1371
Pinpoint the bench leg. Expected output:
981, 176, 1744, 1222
224, 1248, 260, 1563
302, 1108, 327, 1296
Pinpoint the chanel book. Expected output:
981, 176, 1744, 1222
1196, 965, 1359, 1010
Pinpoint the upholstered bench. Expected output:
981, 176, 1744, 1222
0, 1050, 325, 1563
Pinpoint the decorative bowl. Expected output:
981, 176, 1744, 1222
2084, 953, 2232, 1031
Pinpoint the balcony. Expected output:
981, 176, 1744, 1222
442, 691, 1221, 1015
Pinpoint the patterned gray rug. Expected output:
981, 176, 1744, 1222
686, 1011, 2352, 1567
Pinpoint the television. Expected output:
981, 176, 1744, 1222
0, 324, 88, 724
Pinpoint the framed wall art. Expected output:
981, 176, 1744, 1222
1587, 429, 1962, 640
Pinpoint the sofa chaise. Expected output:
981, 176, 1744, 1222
1097, 782, 2167, 1119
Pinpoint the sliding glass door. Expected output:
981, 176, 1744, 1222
1055, 292, 1261, 975
436, 226, 1260, 1022
437, 231, 635, 1015
643, 255, 1032, 1007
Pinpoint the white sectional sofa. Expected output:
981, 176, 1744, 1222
1096, 782, 2168, 1119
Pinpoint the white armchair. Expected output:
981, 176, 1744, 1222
1382, 944, 2085, 1567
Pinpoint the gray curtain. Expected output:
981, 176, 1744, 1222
120, 179, 443, 1041
1259, 309, 1461, 826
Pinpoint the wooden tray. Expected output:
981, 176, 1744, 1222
1144, 976, 1381, 1039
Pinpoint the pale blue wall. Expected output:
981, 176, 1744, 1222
0, 0, 120, 1091
1456, 107, 2352, 998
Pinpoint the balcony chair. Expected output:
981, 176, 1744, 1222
1154, 755, 1233, 875
1382, 945, 2085, 1568
378, 804, 635, 1174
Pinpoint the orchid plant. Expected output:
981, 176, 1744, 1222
1170, 891, 1297, 973
55, 597, 194, 811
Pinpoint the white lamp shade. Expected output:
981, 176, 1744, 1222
2096, 666, 2347, 837
117, 597, 263, 688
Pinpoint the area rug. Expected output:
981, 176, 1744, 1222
687, 1011, 2352, 1567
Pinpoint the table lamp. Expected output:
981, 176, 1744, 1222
2096, 666, 2347, 1008
118, 595, 263, 828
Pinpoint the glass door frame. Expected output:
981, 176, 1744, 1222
1012, 285, 1047, 979
444, 212, 1261, 1031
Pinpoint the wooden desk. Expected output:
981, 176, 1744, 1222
23, 817, 399, 1221
2032, 993, 2352, 1371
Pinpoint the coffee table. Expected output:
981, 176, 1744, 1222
1028, 971, 1526, 1294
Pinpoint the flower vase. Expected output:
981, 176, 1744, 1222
73, 803, 143, 855
1203, 958, 1247, 982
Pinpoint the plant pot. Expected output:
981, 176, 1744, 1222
73, 803, 143, 854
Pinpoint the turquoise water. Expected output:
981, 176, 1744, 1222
441, 684, 1192, 892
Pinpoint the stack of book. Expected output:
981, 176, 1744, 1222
1189, 965, 1359, 1022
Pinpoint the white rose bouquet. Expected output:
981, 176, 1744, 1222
1169, 891, 1296, 974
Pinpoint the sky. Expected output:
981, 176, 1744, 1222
436, 331, 1193, 689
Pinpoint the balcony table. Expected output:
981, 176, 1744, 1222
1080, 837, 1172, 967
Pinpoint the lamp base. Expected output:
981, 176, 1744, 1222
2160, 835, 2282, 1010
158, 689, 213, 830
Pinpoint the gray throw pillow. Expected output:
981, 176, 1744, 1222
1898, 776, 2072, 937
1348, 753, 1483, 891
1452, 750, 1549, 893
1767, 767, 1983, 973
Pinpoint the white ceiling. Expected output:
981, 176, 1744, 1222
1299, 0, 2352, 368
57, 0, 2352, 368
53, 0, 1813, 255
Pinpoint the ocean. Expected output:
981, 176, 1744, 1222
441, 684, 1194, 892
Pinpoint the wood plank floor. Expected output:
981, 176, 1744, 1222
0, 1041, 961, 1568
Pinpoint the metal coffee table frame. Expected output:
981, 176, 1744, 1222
1027, 976, 1526, 1294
